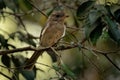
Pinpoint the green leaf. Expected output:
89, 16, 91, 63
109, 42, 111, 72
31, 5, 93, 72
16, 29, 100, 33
90, 22, 104, 45
104, 15, 120, 45
52, 64, 60, 71
88, 10, 103, 25
18, 0, 32, 12
76, 1, 95, 19
85, 10, 104, 45
4, 0, 19, 12
61, 64, 76, 79
0, 0, 6, 9
1, 55, 11, 68
11, 55, 36, 80
85, 11, 100, 38
22, 0, 32, 10
114, 9, 120, 23
46, 7, 54, 16
0, 34, 9, 49
52, 63, 76, 79
10, 32, 36, 47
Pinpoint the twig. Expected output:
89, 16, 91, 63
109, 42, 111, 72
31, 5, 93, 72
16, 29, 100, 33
82, 46, 120, 72
26, 0, 48, 18
103, 54, 120, 71
0, 44, 79, 55
0, 46, 36, 55
66, 26, 84, 31
0, 10, 34, 17
0, 42, 120, 72
0, 72, 13, 80
0, 43, 120, 55
82, 46, 120, 54
82, 51, 103, 74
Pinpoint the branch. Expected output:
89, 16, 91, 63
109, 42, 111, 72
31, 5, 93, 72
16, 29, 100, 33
0, 10, 34, 17
0, 42, 120, 72
82, 46, 120, 55
104, 54, 120, 71
0, 72, 13, 80
0, 46, 36, 55
0, 43, 120, 55
26, 0, 48, 18
0, 43, 81, 55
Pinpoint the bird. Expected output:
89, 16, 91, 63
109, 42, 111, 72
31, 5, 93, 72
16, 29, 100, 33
24, 8, 67, 70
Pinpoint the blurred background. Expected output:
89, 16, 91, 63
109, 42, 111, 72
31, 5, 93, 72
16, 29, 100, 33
0, 0, 120, 80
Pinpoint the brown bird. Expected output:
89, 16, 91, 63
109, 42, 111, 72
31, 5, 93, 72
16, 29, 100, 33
24, 9, 67, 70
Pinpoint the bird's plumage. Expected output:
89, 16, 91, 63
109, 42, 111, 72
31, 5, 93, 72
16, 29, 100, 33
24, 10, 66, 70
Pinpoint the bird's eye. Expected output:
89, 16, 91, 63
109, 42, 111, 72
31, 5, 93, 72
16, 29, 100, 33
56, 14, 61, 18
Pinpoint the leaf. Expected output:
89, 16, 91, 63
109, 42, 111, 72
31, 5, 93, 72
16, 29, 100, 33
0, 34, 9, 49
0, 0, 6, 9
114, 9, 120, 23
104, 15, 120, 45
76, 1, 95, 19
61, 63, 76, 79
19, 32, 36, 47
1, 55, 11, 68
90, 22, 104, 45
52, 64, 60, 71
85, 11, 100, 38
4, 0, 19, 12
9, 32, 16, 39
22, 0, 32, 10
11, 55, 36, 80
18, 0, 32, 12
89, 10, 103, 25
46, 7, 54, 16
53, 64, 76, 79
72, 12, 80, 28
12, 32, 36, 47
11, 55, 21, 67
85, 10, 104, 45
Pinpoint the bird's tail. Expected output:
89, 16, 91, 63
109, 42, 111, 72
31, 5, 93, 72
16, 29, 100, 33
24, 48, 57, 70
24, 50, 43, 70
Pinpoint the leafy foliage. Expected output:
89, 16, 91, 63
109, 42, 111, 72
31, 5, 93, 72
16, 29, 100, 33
11, 55, 36, 80
53, 63, 76, 79
1, 55, 11, 68
76, 0, 95, 19
0, 0, 6, 9
10, 32, 36, 47
114, 9, 120, 23
76, 2, 120, 46
85, 10, 105, 45
104, 15, 120, 44
0, 34, 15, 49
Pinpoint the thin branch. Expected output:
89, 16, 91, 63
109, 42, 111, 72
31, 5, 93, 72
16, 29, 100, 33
0, 46, 36, 55
82, 46, 120, 72
82, 46, 120, 55
0, 43, 79, 55
0, 42, 120, 72
0, 43, 120, 55
81, 48, 105, 80
16, 16, 31, 35
0, 72, 13, 80
26, 0, 48, 18
0, 10, 34, 17
103, 54, 120, 71
66, 26, 84, 31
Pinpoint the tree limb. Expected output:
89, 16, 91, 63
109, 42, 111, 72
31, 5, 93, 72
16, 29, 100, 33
0, 43, 120, 55
0, 46, 36, 55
